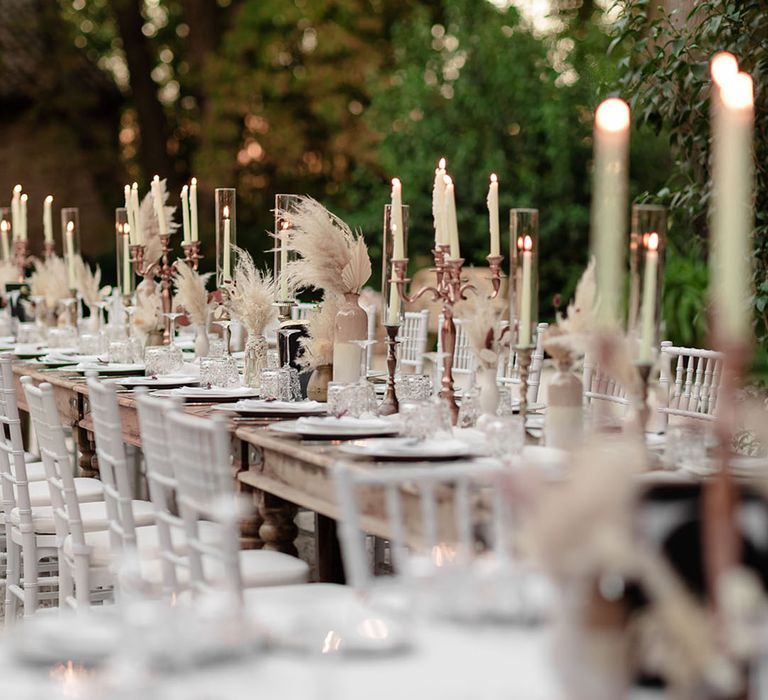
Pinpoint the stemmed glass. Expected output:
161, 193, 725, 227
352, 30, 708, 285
423, 350, 453, 433
162, 311, 184, 373
163, 312, 183, 347
351, 339, 377, 414
60, 297, 78, 331
95, 299, 109, 331
214, 319, 232, 356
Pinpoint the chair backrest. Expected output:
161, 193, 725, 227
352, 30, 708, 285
0, 355, 34, 533
334, 461, 510, 590
165, 410, 243, 602
436, 315, 474, 375
498, 322, 548, 404
134, 388, 185, 596
86, 375, 139, 552
20, 378, 86, 552
399, 310, 430, 373
582, 351, 630, 408
291, 302, 319, 321
658, 342, 724, 426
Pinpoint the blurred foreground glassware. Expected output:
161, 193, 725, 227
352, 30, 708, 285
399, 400, 435, 440
47, 326, 77, 350
16, 322, 43, 344
395, 373, 432, 402
200, 356, 240, 388
144, 346, 184, 376
665, 421, 708, 471
482, 414, 525, 460
457, 386, 481, 428
276, 365, 302, 401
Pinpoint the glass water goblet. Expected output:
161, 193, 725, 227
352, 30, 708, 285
163, 312, 184, 347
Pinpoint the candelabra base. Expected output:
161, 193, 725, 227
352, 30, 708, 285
378, 325, 400, 416
516, 345, 534, 416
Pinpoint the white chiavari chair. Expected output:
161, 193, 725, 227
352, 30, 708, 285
498, 322, 548, 404
334, 460, 511, 591
436, 315, 474, 375
657, 342, 724, 428
163, 408, 310, 600
21, 378, 154, 611
399, 310, 430, 374
582, 351, 630, 410
0, 356, 62, 618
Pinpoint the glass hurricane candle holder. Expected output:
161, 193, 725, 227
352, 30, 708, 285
274, 194, 299, 303
0, 207, 11, 262
115, 207, 135, 298
629, 203, 667, 364
509, 208, 539, 347
61, 207, 81, 291
381, 203, 409, 327
215, 188, 236, 288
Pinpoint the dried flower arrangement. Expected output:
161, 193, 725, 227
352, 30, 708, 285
173, 263, 213, 328
298, 294, 339, 371
223, 248, 276, 337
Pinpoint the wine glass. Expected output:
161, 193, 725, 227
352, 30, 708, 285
163, 311, 183, 347
423, 350, 452, 434
60, 297, 78, 330
95, 299, 109, 331
214, 319, 232, 356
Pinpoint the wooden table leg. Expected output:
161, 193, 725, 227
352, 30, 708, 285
316, 514, 346, 584
77, 425, 98, 479
234, 438, 263, 550
258, 492, 298, 557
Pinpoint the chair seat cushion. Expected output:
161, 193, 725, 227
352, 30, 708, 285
10, 499, 155, 534
64, 521, 222, 568
24, 478, 104, 507
17, 461, 47, 482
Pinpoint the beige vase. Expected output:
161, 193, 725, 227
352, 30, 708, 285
332, 292, 368, 384
145, 329, 164, 347
544, 359, 583, 449
307, 364, 333, 402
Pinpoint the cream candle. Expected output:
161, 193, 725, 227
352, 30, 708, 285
19, 194, 27, 241
711, 57, 754, 340
432, 158, 447, 246
43, 196, 53, 244
11, 185, 21, 237
222, 205, 232, 280
444, 175, 460, 259
638, 232, 659, 363
519, 234, 533, 346
279, 221, 289, 301
487, 174, 500, 256
591, 98, 630, 325
131, 183, 142, 245
181, 185, 191, 243
152, 175, 167, 237
387, 178, 405, 325
124, 185, 134, 245
190, 177, 199, 241
122, 233, 132, 296
0, 221, 9, 262
65, 222, 77, 289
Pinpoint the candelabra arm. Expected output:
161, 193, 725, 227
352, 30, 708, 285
486, 254, 504, 299
391, 258, 440, 304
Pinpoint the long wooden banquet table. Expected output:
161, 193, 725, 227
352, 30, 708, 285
11, 361, 451, 583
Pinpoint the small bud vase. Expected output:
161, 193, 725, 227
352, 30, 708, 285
545, 359, 583, 449
307, 364, 333, 402
194, 323, 209, 359
476, 363, 500, 416
332, 292, 368, 384
244, 334, 268, 389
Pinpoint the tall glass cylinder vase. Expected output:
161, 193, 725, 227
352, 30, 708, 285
509, 208, 539, 347
0, 208, 11, 262
274, 194, 299, 304
214, 189, 236, 288
61, 207, 81, 292
381, 203, 409, 327
629, 204, 666, 365
115, 208, 135, 299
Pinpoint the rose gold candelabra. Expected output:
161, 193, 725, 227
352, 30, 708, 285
12, 240, 34, 283
132, 236, 205, 343
392, 245, 503, 423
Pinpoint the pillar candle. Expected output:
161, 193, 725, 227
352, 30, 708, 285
181, 185, 191, 243
711, 57, 754, 340
43, 196, 54, 244
152, 175, 167, 237
222, 205, 232, 280
638, 233, 659, 363
123, 186, 134, 245
190, 177, 199, 242
590, 99, 630, 325
519, 235, 533, 346
131, 183, 142, 245
487, 174, 500, 256
444, 175, 460, 260
65, 222, 77, 289
432, 158, 447, 246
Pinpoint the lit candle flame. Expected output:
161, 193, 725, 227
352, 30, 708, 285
711, 51, 739, 86
223, 205, 230, 219
438, 157, 446, 169
595, 98, 630, 133
490, 173, 497, 184
1, 221, 7, 232
721, 72, 754, 110
191, 177, 197, 186
67, 221, 74, 233
45, 195, 53, 204
13, 184, 21, 194
646, 231, 659, 252
523, 234, 533, 251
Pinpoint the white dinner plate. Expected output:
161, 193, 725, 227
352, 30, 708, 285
152, 386, 260, 401
105, 375, 200, 389
12, 344, 47, 358
339, 437, 476, 461
271, 417, 400, 439
212, 399, 326, 417
70, 362, 145, 374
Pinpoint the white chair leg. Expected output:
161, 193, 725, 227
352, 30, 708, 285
22, 534, 39, 615
74, 555, 91, 609
4, 538, 19, 620
59, 559, 73, 609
